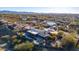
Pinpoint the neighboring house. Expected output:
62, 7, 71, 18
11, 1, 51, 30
69, 24, 79, 30
8, 24, 16, 30
20, 15, 29, 21
46, 21, 56, 26
0, 25, 14, 37
43, 20, 57, 28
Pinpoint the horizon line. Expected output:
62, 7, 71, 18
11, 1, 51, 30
0, 10, 79, 14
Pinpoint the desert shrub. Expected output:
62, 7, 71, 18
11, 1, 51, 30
61, 33, 77, 50
49, 32, 58, 41
14, 41, 34, 51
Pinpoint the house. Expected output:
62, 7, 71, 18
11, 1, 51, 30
26, 29, 39, 37
20, 15, 28, 21
42, 21, 57, 29
47, 21, 56, 26
8, 24, 17, 30
0, 21, 4, 25
24, 29, 49, 44
24, 29, 39, 41
44, 21, 57, 26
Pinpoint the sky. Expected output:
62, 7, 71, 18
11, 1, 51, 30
0, 7, 79, 14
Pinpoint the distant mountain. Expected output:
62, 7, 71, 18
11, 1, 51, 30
0, 10, 79, 15
0, 10, 35, 14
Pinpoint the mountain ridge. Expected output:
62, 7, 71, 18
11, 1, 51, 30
0, 10, 79, 15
